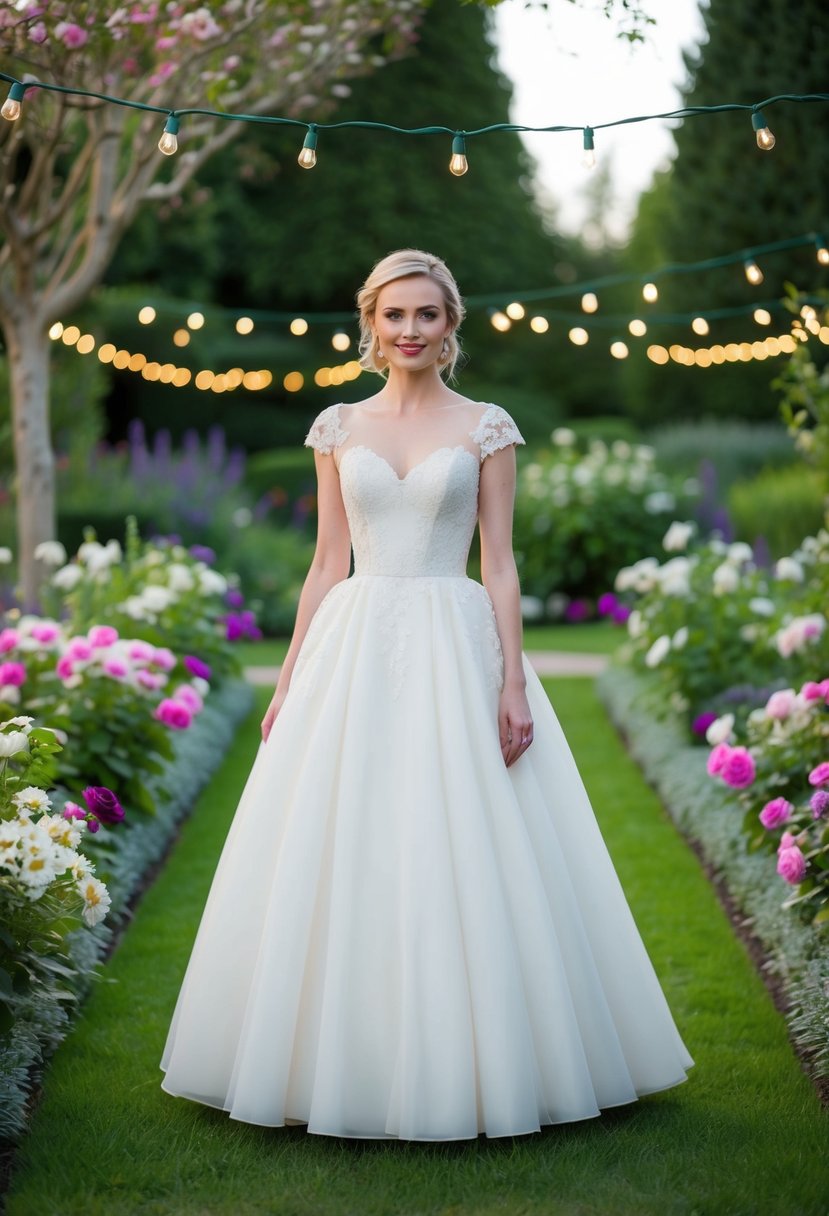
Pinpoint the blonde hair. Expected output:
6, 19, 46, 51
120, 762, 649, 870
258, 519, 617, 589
356, 249, 466, 380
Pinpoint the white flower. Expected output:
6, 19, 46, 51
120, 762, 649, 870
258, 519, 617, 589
77, 875, 111, 926
0, 819, 22, 865
749, 597, 776, 617
141, 585, 176, 612
615, 556, 660, 594
0, 547, 12, 564
726, 542, 753, 565
121, 596, 152, 621
105, 539, 122, 564
712, 563, 739, 595
198, 568, 228, 596
644, 635, 671, 667
644, 491, 676, 515
190, 676, 210, 698
167, 563, 195, 593
43, 814, 82, 849
611, 440, 631, 460
774, 614, 826, 658
0, 731, 29, 758
12, 787, 51, 813
34, 541, 67, 566
672, 626, 689, 649
520, 595, 544, 621
68, 851, 94, 881
552, 427, 576, 446
232, 507, 252, 528
662, 521, 696, 552
774, 556, 804, 582
52, 564, 83, 590
706, 713, 735, 745
1, 715, 34, 733
18, 850, 57, 893
627, 609, 644, 639
658, 557, 693, 598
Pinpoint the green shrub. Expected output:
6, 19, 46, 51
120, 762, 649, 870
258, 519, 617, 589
649, 419, 798, 490
728, 465, 827, 557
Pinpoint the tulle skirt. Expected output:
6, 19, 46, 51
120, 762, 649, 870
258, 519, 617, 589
160, 574, 692, 1140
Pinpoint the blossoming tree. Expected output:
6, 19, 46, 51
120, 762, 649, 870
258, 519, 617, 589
0, 1, 423, 605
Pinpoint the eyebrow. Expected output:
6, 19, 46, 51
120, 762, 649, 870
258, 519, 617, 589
380, 302, 442, 310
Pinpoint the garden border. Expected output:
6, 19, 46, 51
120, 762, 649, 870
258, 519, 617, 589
0, 678, 254, 1147
597, 662, 829, 1101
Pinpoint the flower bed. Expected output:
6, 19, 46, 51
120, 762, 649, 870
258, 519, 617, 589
598, 663, 829, 1083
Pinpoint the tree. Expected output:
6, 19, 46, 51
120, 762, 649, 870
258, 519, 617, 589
0, 0, 423, 605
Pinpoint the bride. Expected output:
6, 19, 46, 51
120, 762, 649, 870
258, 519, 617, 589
160, 249, 693, 1141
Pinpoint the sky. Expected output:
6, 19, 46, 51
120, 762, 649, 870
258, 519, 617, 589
493, 0, 707, 242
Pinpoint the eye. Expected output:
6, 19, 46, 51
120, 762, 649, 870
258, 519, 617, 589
420, 311, 438, 320
383, 310, 402, 320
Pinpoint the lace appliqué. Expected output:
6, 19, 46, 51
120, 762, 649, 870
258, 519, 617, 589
472, 404, 526, 459
304, 403, 349, 454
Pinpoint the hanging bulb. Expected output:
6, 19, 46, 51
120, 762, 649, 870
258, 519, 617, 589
581, 292, 598, 314
158, 114, 179, 156
1, 81, 25, 122
298, 127, 318, 169
744, 259, 764, 285
449, 134, 468, 177
751, 109, 775, 151
815, 236, 829, 266
642, 282, 658, 304
582, 126, 596, 170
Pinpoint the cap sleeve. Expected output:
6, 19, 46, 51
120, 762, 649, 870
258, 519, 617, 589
471, 403, 526, 459
303, 403, 350, 454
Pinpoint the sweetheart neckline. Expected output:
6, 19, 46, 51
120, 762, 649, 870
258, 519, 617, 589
338, 444, 479, 483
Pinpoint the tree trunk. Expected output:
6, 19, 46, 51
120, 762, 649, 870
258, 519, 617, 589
5, 308, 55, 610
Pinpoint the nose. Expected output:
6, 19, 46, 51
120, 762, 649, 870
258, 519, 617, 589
403, 315, 420, 338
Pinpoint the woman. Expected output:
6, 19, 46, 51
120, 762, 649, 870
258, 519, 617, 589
160, 249, 693, 1141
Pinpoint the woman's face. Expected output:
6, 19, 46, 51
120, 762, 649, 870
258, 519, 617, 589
373, 275, 452, 372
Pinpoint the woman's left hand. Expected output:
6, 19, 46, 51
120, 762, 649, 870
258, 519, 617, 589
498, 683, 533, 768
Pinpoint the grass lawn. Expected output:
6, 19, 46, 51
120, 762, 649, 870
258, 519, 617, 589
235, 621, 623, 670
6, 683, 828, 1216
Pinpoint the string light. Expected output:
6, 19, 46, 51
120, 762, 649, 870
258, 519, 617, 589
1, 80, 25, 121
691, 316, 709, 336
173, 329, 190, 347
816, 237, 829, 266
581, 292, 599, 314
610, 340, 628, 359
490, 311, 511, 332
449, 134, 468, 177
744, 259, 764, 285
235, 317, 254, 335
530, 316, 549, 333
331, 332, 351, 351
158, 114, 179, 157
298, 126, 317, 169
751, 109, 776, 151
628, 319, 647, 336
582, 126, 596, 170
642, 282, 658, 304
290, 318, 309, 336
138, 306, 156, 325
505, 302, 525, 320
568, 327, 589, 346
187, 311, 205, 330
753, 308, 772, 325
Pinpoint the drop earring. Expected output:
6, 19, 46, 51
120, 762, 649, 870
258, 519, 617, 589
439, 339, 449, 362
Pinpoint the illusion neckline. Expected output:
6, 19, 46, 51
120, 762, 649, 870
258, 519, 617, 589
338, 444, 478, 483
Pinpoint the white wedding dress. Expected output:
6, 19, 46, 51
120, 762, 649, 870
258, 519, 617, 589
160, 400, 693, 1140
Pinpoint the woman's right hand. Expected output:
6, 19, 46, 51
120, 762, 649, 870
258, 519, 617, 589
261, 685, 289, 743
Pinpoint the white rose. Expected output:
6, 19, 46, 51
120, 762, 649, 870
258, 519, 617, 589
712, 563, 739, 595
141, 585, 176, 612
662, 521, 696, 552
34, 541, 67, 566
774, 557, 804, 582
627, 609, 644, 639
672, 626, 689, 649
0, 731, 29, 758
658, 557, 692, 597
644, 635, 671, 668
167, 563, 195, 593
726, 542, 753, 565
198, 569, 228, 597
706, 713, 735, 745
52, 564, 83, 590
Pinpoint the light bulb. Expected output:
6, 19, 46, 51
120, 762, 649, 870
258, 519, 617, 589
298, 128, 317, 169
158, 114, 179, 156
691, 316, 709, 336
629, 319, 647, 337
610, 340, 628, 359
582, 127, 595, 170
815, 238, 829, 266
642, 282, 658, 304
744, 259, 764, 285
581, 292, 598, 314
449, 134, 468, 176
751, 109, 775, 151
1, 82, 25, 122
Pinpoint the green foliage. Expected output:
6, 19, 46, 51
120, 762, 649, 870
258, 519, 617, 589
649, 418, 798, 488
774, 289, 829, 485
728, 465, 827, 557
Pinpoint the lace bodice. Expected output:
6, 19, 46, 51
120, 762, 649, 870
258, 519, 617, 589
304, 402, 525, 577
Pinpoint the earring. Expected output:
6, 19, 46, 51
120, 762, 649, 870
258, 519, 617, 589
377, 347, 384, 360
438, 339, 449, 362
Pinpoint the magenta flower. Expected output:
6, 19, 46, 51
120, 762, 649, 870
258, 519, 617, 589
102, 657, 129, 680
759, 797, 794, 830
808, 762, 829, 787
151, 647, 177, 672
82, 786, 125, 826
720, 746, 756, 789
62, 801, 86, 821
88, 625, 119, 648
28, 20, 47, 43
611, 604, 631, 625
184, 655, 211, 681
154, 698, 193, 730
777, 843, 807, 885
693, 712, 718, 738
800, 681, 825, 702
0, 628, 21, 653
56, 655, 75, 681
0, 661, 26, 687
706, 742, 732, 777
128, 641, 155, 663
136, 669, 166, 691
66, 636, 93, 662
597, 592, 617, 617
31, 622, 60, 644
225, 588, 245, 608
173, 684, 204, 714
55, 21, 89, 48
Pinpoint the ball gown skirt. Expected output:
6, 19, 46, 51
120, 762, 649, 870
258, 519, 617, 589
159, 404, 693, 1141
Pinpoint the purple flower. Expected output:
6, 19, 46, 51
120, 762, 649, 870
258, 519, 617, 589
611, 603, 631, 625
225, 588, 245, 609
189, 545, 216, 565
693, 712, 718, 737
82, 786, 125, 826
184, 655, 211, 681
564, 599, 590, 623
597, 592, 617, 617
810, 790, 829, 819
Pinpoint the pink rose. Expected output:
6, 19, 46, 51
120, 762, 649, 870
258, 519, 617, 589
800, 681, 825, 702
128, 641, 155, 663
0, 628, 20, 653
88, 625, 119, 648
765, 689, 796, 719
151, 647, 177, 672
56, 655, 75, 680
154, 698, 193, 730
55, 21, 88, 48
777, 844, 807, 885
759, 797, 793, 830
720, 746, 756, 789
808, 762, 829, 787
173, 683, 203, 714
0, 661, 26, 687
136, 670, 165, 691
707, 742, 732, 777
66, 636, 93, 662
102, 657, 129, 680
31, 622, 60, 644
28, 20, 47, 42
